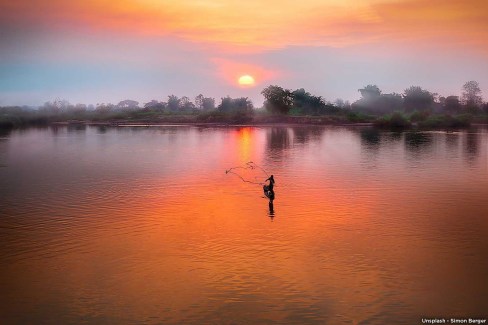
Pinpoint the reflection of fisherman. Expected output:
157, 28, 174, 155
263, 175, 275, 201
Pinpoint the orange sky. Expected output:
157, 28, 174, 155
2, 0, 487, 51
0, 0, 487, 106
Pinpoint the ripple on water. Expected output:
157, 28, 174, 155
1, 126, 488, 324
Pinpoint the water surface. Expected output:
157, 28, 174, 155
1, 126, 487, 324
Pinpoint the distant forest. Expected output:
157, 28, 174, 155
1, 81, 487, 129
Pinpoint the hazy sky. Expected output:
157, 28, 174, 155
1, 0, 487, 107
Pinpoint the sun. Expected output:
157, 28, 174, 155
238, 75, 255, 87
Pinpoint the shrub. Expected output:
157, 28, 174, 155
346, 111, 370, 123
196, 110, 253, 124
288, 107, 303, 116
409, 111, 430, 122
374, 112, 411, 129
417, 114, 471, 129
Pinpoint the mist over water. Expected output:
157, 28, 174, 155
1, 126, 487, 324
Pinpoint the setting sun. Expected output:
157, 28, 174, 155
238, 75, 255, 87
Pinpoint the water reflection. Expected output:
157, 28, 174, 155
404, 131, 433, 155
292, 126, 324, 145
50, 125, 60, 135
67, 124, 87, 133
464, 131, 480, 165
96, 125, 108, 134
445, 132, 460, 151
237, 127, 253, 162
1, 125, 487, 324
384, 131, 403, 143
360, 128, 381, 148
405, 132, 433, 150
358, 128, 381, 168
0, 129, 9, 168
0, 128, 12, 138
359, 128, 404, 149
266, 128, 290, 151
268, 201, 275, 220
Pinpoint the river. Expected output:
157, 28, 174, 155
1, 125, 487, 324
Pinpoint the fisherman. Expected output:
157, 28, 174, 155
263, 175, 275, 200
265, 175, 275, 191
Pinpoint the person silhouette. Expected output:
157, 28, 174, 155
265, 175, 274, 191
263, 175, 275, 201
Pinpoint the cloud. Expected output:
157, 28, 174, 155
371, 0, 488, 49
2, 0, 486, 52
1, 0, 487, 106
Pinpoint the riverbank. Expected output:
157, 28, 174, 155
22, 116, 488, 130
1, 107, 487, 130
49, 115, 374, 128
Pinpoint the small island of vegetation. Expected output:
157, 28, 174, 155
1, 81, 486, 130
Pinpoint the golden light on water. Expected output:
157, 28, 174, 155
2, 127, 488, 323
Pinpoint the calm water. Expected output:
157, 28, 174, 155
1, 125, 487, 324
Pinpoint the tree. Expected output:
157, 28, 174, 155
442, 96, 461, 113
352, 85, 402, 115
292, 88, 329, 115
461, 81, 483, 108
144, 100, 165, 111
261, 85, 293, 114
218, 97, 233, 112
180, 96, 195, 111
201, 97, 216, 111
40, 99, 71, 114
334, 98, 350, 109
167, 95, 180, 111
216, 96, 254, 123
71, 104, 87, 115
95, 103, 115, 114
195, 94, 215, 110
403, 86, 434, 112
358, 85, 381, 99
352, 92, 402, 115
380, 93, 403, 112
218, 96, 253, 113
117, 100, 139, 109
74, 103, 87, 111
292, 88, 311, 114
195, 94, 204, 110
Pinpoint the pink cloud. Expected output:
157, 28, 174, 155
2, 0, 486, 53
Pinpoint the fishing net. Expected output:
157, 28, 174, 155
225, 161, 270, 185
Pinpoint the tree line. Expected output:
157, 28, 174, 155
261, 81, 486, 116
1, 81, 486, 129
31, 94, 255, 115
17, 80, 487, 116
